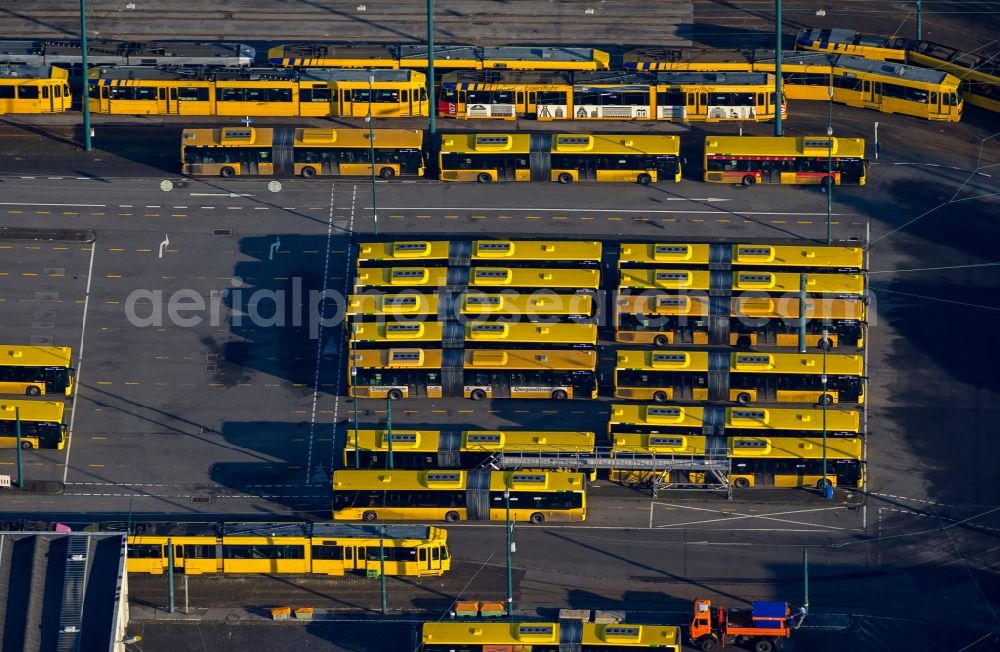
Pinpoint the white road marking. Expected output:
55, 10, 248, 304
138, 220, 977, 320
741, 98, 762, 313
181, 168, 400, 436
372, 206, 849, 216
652, 502, 850, 530
62, 241, 97, 484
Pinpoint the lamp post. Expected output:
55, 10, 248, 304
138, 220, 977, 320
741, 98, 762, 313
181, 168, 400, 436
385, 394, 394, 469
505, 487, 514, 621
79, 0, 92, 151
916, 0, 922, 40
821, 328, 831, 499
15, 407, 23, 488
774, 0, 783, 136
826, 83, 834, 245
379, 523, 387, 614
352, 366, 360, 469
367, 72, 379, 236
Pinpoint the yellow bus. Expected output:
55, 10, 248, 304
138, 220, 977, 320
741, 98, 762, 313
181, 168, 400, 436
704, 136, 868, 187
729, 436, 864, 489
725, 405, 861, 438
460, 291, 596, 321
471, 239, 603, 266
438, 132, 681, 184
354, 267, 449, 290
422, 622, 681, 652
181, 126, 424, 178
268, 43, 610, 71
126, 522, 450, 576
90, 66, 427, 117
468, 267, 601, 291
618, 243, 712, 267
0, 65, 71, 115
356, 241, 451, 266
348, 347, 598, 400
346, 292, 441, 321
349, 321, 444, 347
617, 242, 864, 272
613, 294, 865, 348
343, 429, 595, 469
0, 345, 74, 396
609, 431, 713, 487
614, 350, 865, 404
618, 269, 863, 294
0, 400, 67, 450
465, 322, 597, 347
332, 469, 587, 524
796, 27, 996, 114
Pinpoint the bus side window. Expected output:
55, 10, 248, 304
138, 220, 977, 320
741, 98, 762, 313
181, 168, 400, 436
930, 92, 938, 105
700, 93, 707, 106
170, 88, 177, 100
158, 87, 165, 100
401, 89, 408, 102
432, 547, 440, 561
756, 93, 763, 106
343, 90, 350, 103
528, 91, 536, 104
516, 91, 524, 105
344, 547, 353, 560
459, 90, 466, 103
419, 548, 427, 563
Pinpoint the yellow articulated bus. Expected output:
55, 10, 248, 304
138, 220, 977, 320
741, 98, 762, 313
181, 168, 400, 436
354, 267, 450, 291
796, 27, 996, 115
729, 436, 864, 489
438, 132, 681, 184
618, 269, 864, 295
421, 622, 681, 652
89, 66, 427, 117
468, 267, 601, 292
617, 242, 864, 272
626, 46, 961, 121
0, 65, 71, 115
332, 469, 587, 524
0, 401, 67, 450
608, 403, 861, 439
125, 522, 450, 576
343, 429, 595, 470
181, 126, 424, 178
614, 350, 865, 404
356, 239, 603, 267
269, 43, 609, 71
0, 345, 74, 396
348, 347, 598, 400
704, 136, 868, 187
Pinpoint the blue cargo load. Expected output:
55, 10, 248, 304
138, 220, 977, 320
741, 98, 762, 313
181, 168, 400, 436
751, 601, 788, 621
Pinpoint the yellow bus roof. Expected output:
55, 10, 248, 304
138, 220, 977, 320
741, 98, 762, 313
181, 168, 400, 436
295, 128, 422, 149
0, 400, 65, 422
730, 352, 863, 376
619, 243, 711, 266
350, 347, 443, 369
345, 430, 596, 454
181, 127, 275, 148
611, 432, 709, 455
730, 243, 864, 270
551, 134, 680, 156
725, 406, 860, 433
439, 132, 533, 154
333, 469, 585, 492
471, 239, 602, 262
354, 267, 449, 288
465, 322, 597, 345
350, 321, 443, 344
733, 296, 865, 320
609, 404, 706, 427
733, 271, 864, 295
356, 241, 451, 264
464, 348, 596, 371
616, 350, 709, 371
0, 345, 72, 368
615, 293, 711, 317
347, 293, 439, 317
461, 292, 593, 316
470, 267, 600, 290
618, 269, 710, 291
422, 622, 678, 647
705, 136, 867, 162
729, 436, 863, 460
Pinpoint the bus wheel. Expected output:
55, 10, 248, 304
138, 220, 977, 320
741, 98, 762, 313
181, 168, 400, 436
637, 173, 652, 186
445, 511, 460, 523
557, 172, 573, 184
733, 477, 750, 489
819, 393, 833, 406
301, 166, 317, 178
736, 335, 752, 349
754, 640, 775, 652
379, 167, 395, 179
26, 386, 41, 396
220, 166, 235, 178
699, 638, 720, 652
362, 511, 378, 522
20, 441, 33, 450
817, 478, 832, 490
741, 175, 756, 187
387, 388, 403, 401
470, 388, 487, 401
737, 392, 752, 405
530, 512, 545, 525
551, 389, 568, 400
653, 391, 668, 403
818, 338, 832, 350
477, 172, 492, 183
653, 335, 668, 347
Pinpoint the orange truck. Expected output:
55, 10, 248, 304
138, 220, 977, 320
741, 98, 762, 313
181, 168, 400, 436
690, 598, 803, 652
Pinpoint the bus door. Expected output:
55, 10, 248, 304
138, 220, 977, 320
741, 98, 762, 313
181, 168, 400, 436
240, 149, 258, 176
864, 80, 882, 108
497, 157, 517, 181
756, 460, 776, 487
343, 544, 365, 572
578, 156, 597, 181
430, 545, 442, 571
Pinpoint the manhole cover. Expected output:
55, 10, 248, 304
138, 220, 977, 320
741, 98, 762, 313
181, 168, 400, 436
212, 228, 233, 236
191, 496, 211, 504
